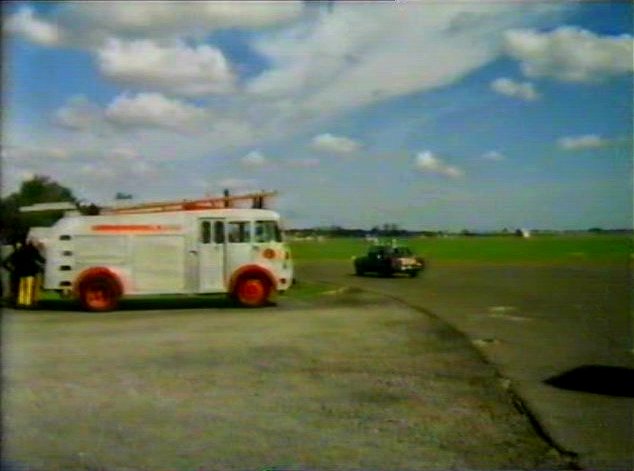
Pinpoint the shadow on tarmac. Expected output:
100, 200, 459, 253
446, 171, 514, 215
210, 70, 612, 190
544, 365, 634, 398
8, 295, 245, 313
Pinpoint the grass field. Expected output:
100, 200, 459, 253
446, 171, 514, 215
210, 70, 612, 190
289, 234, 632, 263
2, 289, 563, 471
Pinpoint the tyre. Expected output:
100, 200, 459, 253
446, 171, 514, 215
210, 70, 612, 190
234, 275, 271, 307
355, 265, 365, 276
409, 270, 419, 278
79, 275, 120, 312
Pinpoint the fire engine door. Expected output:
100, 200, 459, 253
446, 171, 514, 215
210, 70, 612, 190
197, 219, 225, 292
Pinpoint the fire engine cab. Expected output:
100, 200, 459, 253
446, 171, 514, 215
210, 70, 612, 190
34, 192, 293, 311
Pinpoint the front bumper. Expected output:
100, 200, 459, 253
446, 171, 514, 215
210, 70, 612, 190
393, 257, 424, 272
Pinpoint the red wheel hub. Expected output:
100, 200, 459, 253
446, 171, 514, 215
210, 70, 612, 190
237, 278, 268, 306
86, 286, 110, 310
79, 275, 119, 312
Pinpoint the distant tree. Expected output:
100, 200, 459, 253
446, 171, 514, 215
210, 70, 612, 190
588, 227, 603, 234
379, 223, 402, 236
14, 175, 76, 207
0, 175, 78, 243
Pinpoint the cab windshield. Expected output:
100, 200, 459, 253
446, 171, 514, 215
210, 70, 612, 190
254, 220, 282, 243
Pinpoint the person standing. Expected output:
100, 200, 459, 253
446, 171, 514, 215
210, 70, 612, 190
2, 239, 45, 308
2, 241, 22, 305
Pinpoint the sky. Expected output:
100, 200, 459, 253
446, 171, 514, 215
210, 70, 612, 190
2, 0, 632, 231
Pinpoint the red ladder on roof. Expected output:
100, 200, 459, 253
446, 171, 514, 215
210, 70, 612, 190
101, 191, 277, 215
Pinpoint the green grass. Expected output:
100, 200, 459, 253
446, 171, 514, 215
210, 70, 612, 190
3, 291, 560, 470
290, 234, 632, 263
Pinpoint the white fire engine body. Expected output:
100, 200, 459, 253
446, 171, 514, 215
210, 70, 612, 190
37, 195, 293, 311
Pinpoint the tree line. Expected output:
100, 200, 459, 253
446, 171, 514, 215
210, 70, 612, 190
0, 175, 86, 244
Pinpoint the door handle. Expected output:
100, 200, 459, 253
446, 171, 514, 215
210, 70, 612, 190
189, 250, 198, 254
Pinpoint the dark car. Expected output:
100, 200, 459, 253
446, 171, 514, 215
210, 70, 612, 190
353, 245, 425, 277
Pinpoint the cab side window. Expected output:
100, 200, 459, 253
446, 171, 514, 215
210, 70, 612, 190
201, 220, 225, 244
214, 221, 225, 244
200, 221, 212, 244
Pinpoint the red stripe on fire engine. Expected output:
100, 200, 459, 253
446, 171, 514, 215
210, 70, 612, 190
91, 224, 181, 232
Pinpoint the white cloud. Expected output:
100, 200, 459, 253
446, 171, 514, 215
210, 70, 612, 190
288, 158, 320, 168
490, 77, 539, 101
557, 134, 610, 150
415, 151, 464, 178
47, 148, 71, 160
4, 2, 574, 204
11, 2, 566, 152
482, 151, 506, 161
504, 27, 634, 82
6, 2, 304, 50
58, 1, 304, 42
80, 163, 116, 179
311, 133, 361, 154
129, 160, 158, 178
247, 2, 557, 116
50, 93, 261, 166
241, 150, 268, 167
105, 92, 209, 131
97, 39, 235, 96
5, 7, 62, 46
17, 170, 36, 182
54, 95, 105, 130
3, 145, 71, 164
70, 150, 160, 195
107, 147, 140, 161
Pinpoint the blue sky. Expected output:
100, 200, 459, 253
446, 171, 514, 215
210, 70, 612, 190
2, 1, 632, 230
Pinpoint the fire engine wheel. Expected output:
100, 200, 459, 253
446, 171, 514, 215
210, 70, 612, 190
79, 276, 120, 312
234, 275, 271, 308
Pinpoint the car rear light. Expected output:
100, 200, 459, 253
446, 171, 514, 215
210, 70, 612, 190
262, 248, 275, 259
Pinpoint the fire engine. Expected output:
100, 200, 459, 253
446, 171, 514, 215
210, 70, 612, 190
28, 192, 293, 311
